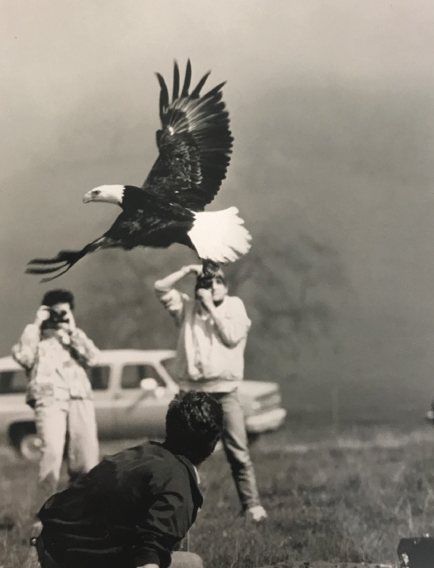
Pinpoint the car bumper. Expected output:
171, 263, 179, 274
245, 408, 287, 433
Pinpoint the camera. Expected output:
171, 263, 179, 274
49, 309, 69, 325
195, 274, 214, 292
41, 309, 69, 330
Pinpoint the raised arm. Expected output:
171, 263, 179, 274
154, 265, 201, 326
58, 308, 100, 367
196, 292, 251, 348
69, 329, 100, 367
154, 264, 202, 293
11, 306, 50, 370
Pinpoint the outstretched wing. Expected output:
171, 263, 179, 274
143, 60, 233, 211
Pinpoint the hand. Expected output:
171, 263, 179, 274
183, 264, 202, 276
196, 288, 214, 311
62, 307, 76, 333
34, 306, 50, 327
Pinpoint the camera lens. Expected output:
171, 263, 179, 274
49, 309, 67, 324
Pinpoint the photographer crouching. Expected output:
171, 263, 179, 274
12, 289, 100, 520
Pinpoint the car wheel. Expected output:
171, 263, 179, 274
18, 431, 43, 462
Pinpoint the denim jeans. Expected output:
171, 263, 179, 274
209, 389, 261, 511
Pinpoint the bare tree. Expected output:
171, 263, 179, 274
78, 246, 195, 349
227, 231, 349, 377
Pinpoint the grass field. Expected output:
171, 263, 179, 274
2, 424, 434, 568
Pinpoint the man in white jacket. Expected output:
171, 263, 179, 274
154, 265, 267, 523
12, 289, 100, 510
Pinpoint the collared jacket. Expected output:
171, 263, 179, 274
38, 441, 203, 568
12, 323, 100, 407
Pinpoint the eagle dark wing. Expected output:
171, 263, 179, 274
26, 206, 194, 282
142, 60, 233, 211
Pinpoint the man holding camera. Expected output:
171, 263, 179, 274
154, 265, 267, 523
12, 289, 100, 505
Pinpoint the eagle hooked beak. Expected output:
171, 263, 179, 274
82, 185, 125, 206
83, 189, 100, 203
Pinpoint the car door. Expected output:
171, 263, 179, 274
113, 363, 174, 439
87, 364, 117, 438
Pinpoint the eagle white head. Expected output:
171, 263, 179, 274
83, 185, 125, 205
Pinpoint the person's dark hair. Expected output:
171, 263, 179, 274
165, 391, 224, 465
42, 289, 75, 310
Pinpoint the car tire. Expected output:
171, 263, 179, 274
19, 432, 43, 461
9, 424, 42, 462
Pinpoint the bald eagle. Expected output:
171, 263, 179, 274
26, 60, 251, 282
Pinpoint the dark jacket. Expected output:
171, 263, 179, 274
38, 442, 203, 568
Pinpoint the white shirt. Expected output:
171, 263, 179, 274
157, 289, 251, 393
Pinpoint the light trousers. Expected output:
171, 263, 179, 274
34, 398, 99, 507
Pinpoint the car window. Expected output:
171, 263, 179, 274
0, 370, 28, 394
87, 366, 110, 391
121, 364, 165, 389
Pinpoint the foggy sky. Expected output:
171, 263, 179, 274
2, 1, 434, 403
3, 0, 434, 177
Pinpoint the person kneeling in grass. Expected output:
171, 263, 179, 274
33, 391, 223, 568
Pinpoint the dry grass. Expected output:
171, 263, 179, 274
1, 427, 434, 568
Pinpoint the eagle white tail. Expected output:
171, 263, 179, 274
188, 207, 252, 263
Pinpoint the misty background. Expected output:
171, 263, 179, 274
1, 0, 434, 428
